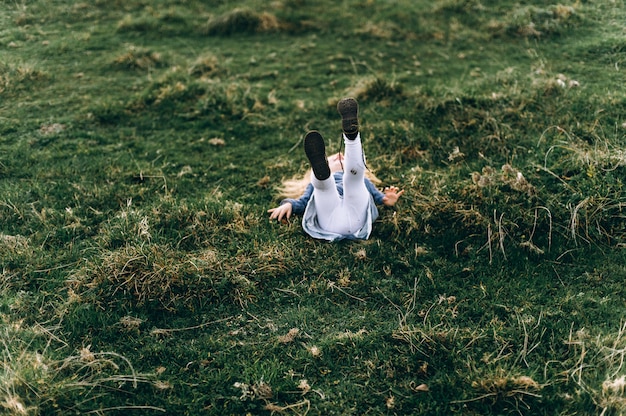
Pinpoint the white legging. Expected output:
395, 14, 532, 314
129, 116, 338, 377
310, 133, 370, 235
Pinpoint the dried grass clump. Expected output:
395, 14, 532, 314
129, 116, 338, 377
234, 380, 273, 401
391, 290, 464, 356
116, 8, 189, 34
95, 206, 154, 248
112, 44, 165, 70
188, 53, 221, 77
563, 322, 626, 414
87, 197, 289, 308
151, 80, 190, 106
0, 234, 30, 253
82, 244, 188, 309
0, 62, 47, 92
488, 4, 581, 38
531, 71, 581, 96
196, 81, 259, 120
341, 77, 404, 103
601, 375, 626, 413
466, 372, 543, 405
471, 164, 535, 196
134, 67, 207, 112
354, 21, 401, 40
116, 14, 160, 33
205, 8, 281, 36
71, 243, 227, 310
118, 316, 144, 332
0, 320, 153, 414
39, 123, 67, 136
542, 127, 626, 174
69, 237, 283, 310
277, 328, 299, 344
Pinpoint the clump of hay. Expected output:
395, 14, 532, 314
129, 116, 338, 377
205, 8, 281, 36
188, 53, 221, 77
0, 321, 153, 414
487, 4, 580, 38
340, 76, 404, 103
0, 62, 47, 90
0, 234, 30, 252
112, 45, 165, 70
459, 373, 543, 406
277, 328, 299, 344
68, 240, 267, 310
471, 164, 535, 196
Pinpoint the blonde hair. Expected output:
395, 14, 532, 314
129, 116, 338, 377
277, 167, 381, 199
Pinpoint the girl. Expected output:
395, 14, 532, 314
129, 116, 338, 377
268, 97, 404, 241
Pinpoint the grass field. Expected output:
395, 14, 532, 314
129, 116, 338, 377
2, 0, 626, 414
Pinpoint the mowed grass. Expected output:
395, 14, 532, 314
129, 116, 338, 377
1, 0, 626, 414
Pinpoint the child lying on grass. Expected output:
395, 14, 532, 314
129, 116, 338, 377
268, 97, 404, 241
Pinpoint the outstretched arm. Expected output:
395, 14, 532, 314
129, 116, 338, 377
268, 202, 293, 222
382, 186, 404, 207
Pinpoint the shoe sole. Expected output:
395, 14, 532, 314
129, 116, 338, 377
304, 130, 330, 180
337, 97, 359, 135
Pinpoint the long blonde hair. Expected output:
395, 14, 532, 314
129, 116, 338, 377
277, 156, 382, 199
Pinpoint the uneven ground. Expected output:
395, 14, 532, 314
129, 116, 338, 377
1, 0, 626, 414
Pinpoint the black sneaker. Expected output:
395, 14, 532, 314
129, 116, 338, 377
304, 130, 331, 180
337, 97, 359, 139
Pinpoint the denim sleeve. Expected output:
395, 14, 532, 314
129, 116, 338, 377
281, 183, 314, 215
365, 179, 385, 205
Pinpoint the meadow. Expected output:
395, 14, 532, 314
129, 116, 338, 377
1, 0, 626, 414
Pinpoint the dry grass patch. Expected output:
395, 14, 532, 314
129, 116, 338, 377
69, 243, 230, 310
0, 62, 47, 92
563, 322, 626, 415
0, 318, 154, 414
188, 53, 222, 78
487, 3, 581, 38
541, 126, 626, 174
205, 8, 282, 36
112, 44, 165, 70
340, 76, 404, 104
460, 372, 543, 407
0, 234, 30, 253
354, 21, 402, 40
68, 238, 290, 311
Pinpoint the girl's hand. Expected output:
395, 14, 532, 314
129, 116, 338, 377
268, 202, 293, 222
382, 186, 404, 207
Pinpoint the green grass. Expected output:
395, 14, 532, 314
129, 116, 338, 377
2, 0, 626, 414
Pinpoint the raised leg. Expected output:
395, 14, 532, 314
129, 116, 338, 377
304, 130, 340, 230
